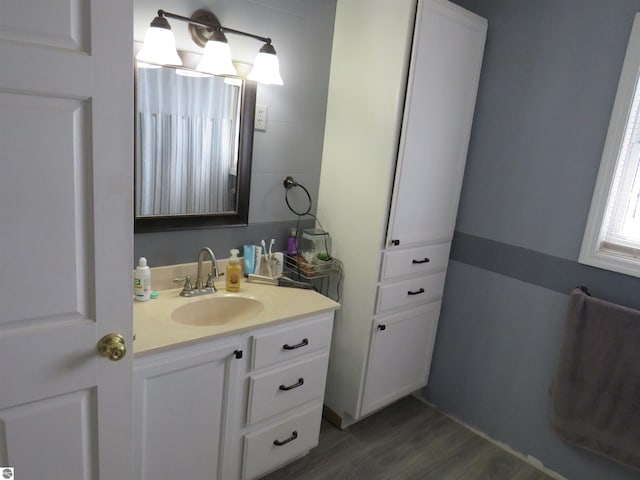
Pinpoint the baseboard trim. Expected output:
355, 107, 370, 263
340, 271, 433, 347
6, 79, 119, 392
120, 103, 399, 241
412, 392, 567, 480
322, 404, 347, 430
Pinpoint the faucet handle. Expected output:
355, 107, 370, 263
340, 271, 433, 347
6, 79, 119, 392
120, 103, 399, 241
205, 273, 217, 292
173, 275, 193, 292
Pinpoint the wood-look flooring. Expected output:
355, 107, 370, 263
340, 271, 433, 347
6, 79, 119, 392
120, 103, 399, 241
262, 396, 555, 480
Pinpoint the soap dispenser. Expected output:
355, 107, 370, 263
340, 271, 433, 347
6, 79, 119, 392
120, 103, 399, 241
226, 249, 241, 292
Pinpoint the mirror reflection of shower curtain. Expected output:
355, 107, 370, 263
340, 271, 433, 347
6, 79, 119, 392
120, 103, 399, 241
136, 67, 240, 215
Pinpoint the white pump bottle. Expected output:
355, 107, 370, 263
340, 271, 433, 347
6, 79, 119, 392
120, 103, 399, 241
134, 257, 151, 301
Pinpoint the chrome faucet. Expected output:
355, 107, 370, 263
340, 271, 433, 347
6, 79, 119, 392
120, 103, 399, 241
174, 246, 219, 297
196, 247, 218, 292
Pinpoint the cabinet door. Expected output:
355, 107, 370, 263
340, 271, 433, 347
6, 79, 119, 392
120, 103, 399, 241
387, 0, 487, 247
361, 302, 441, 416
134, 341, 240, 480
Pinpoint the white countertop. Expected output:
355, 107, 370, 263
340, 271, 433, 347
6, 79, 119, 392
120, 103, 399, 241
133, 279, 340, 356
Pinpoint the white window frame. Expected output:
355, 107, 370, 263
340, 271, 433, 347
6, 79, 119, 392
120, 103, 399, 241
580, 13, 640, 278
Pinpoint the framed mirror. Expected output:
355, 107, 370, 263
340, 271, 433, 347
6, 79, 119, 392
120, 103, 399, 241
134, 45, 256, 233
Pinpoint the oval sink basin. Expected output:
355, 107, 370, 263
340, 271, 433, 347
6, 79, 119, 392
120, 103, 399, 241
171, 296, 264, 326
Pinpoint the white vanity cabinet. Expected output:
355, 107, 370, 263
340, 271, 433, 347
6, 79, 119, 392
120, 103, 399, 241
318, 0, 486, 427
133, 310, 335, 480
133, 335, 242, 480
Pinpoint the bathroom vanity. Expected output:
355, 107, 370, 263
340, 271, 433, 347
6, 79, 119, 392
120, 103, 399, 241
132, 277, 339, 480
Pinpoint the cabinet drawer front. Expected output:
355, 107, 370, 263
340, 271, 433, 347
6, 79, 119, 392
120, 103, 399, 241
251, 314, 333, 370
247, 353, 329, 425
376, 272, 446, 313
381, 243, 450, 280
243, 403, 323, 480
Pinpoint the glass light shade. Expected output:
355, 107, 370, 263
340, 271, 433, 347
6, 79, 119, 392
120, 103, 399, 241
196, 40, 237, 76
136, 26, 182, 66
247, 46, 283, 86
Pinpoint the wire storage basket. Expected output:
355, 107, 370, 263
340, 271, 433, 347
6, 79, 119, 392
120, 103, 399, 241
285, 254, 339, 280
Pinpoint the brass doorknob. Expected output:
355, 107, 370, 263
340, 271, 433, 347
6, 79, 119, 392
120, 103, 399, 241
98, 333, 127, 361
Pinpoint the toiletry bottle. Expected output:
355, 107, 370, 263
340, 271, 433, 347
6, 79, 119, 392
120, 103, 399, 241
226, 249, 241, 292
287, 228, 297, 255
134, 257, 151, 301
254, 246, 262, 276
243, 244, 255, 275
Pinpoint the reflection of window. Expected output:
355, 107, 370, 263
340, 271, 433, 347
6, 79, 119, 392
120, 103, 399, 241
581, 13, 640, 277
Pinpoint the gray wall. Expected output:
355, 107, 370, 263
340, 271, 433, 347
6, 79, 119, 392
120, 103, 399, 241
133, 0, 336, 266
426, 1, 640, 479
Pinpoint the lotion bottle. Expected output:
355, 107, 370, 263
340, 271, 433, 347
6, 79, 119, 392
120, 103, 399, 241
287, 228, 297, 255
226, 249, 241, 292
134, 257, 151, 301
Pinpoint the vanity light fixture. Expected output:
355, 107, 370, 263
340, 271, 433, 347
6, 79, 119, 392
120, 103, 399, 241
137, 8, 283, 86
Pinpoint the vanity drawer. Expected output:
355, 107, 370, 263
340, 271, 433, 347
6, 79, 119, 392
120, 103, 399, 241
247, 353, 329, 425
251, 313, 333, 370
381, 242, 450, 280
243, 403, 323, 480
376, 271, 446, 314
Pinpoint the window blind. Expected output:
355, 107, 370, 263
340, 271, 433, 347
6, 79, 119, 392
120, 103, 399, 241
600, 72, 640, 253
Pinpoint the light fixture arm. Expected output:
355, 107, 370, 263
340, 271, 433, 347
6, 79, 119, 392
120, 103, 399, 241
158, 9, 272, 46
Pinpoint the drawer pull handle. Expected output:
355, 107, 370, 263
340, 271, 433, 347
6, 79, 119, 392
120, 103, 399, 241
412, 257, 430, 264
273, 430, 298, 446
407, 288, 425, 296
279, 378, 304, 391
378, 324, 386, 331
391, 239, 400, 246
283, 338, 309, 350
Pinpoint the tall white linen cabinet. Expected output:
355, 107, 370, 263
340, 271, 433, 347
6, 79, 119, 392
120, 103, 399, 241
317, 0, 487, 427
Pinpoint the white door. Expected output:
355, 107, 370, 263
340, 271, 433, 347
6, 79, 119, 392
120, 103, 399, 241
386, 0, 487, 247
0, 1, 133, 479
